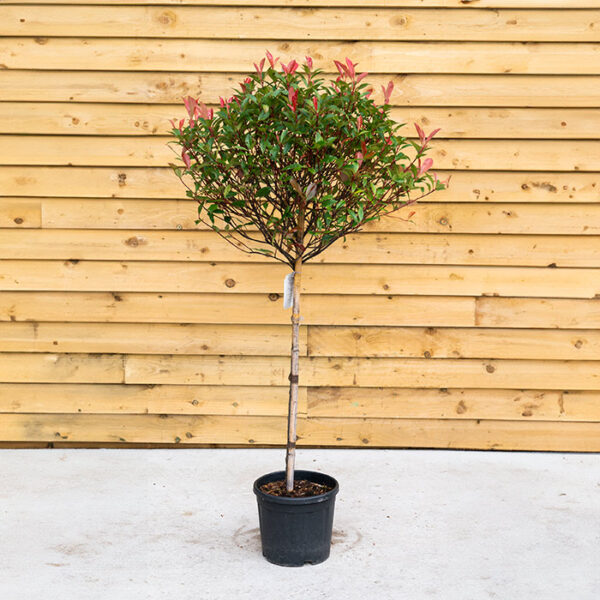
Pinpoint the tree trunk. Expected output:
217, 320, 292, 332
285, 255, 302, 492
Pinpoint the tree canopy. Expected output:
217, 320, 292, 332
170, 52, 447, 269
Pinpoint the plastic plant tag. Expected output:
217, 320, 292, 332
283, 272, 295, 309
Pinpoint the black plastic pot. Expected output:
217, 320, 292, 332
253, 470, 339, 567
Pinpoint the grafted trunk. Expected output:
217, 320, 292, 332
285, 256, 302, 492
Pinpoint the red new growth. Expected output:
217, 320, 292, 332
345, 57, 356, 79
254, 58, 266, 78
282, 60, 299, 75
382, 81, 394, 104
417, 157, 434, 178
287, 86, 299, 112
415, 123, 441, 149
265, 50, 279, 68
183, 96, 197, 118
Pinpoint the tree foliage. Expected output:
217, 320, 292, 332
170, 52, 447, 269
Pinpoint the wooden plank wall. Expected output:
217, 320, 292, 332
1, 1, 600, 450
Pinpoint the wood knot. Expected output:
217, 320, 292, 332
456, 400, 467, 414
268, 293, 279, 301
157, 10, 176, 26
13, 217, 23, 224
485, 364, 496, 373
392, 15, 407, 26
225, 278, 236, 288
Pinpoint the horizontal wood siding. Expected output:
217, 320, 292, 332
1, 1, 599, 450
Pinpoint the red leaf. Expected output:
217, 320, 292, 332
198, 102, 212, 120
417, 158, 433, 177
182, 96, 198, 118
381, 81, 394, 104
265, 50, 279, 68
254, 58, 266, 78
287, 86, 298, 112
345, 57, 356, 79
333, 60, 349, 79
414, 123, 426, 145
282, 59, 299, 75
426, 128, 441, 143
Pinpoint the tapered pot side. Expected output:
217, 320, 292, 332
253, 470, 339, 567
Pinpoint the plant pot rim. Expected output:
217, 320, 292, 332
253, 469, 339, 505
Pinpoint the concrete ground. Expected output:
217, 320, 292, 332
0, 449, 598, 599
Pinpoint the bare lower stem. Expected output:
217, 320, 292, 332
285, 256, 302, 492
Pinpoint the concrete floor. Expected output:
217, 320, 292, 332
0, 449, 598, 599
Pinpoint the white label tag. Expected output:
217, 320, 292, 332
283, 272, 295, 309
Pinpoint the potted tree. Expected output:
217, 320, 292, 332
169, 52, 446, 566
